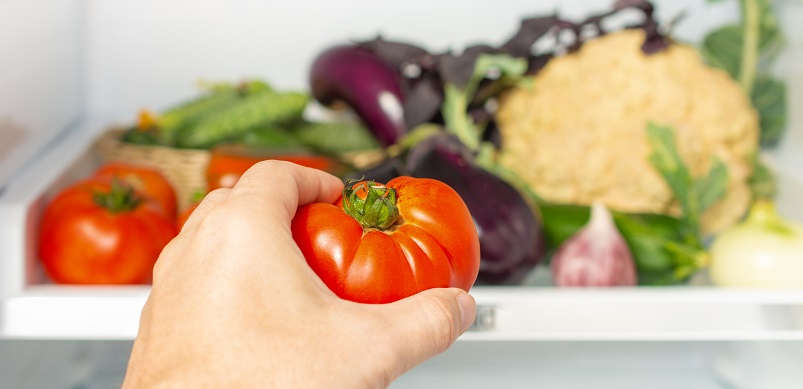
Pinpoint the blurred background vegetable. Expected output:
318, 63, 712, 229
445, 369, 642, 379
551, 202, 638, 287
405, 134, 547, 285
309, 45, 407, 147
702, 0, 787, 146
710, 201, 803, 287
38, 164, 178, 285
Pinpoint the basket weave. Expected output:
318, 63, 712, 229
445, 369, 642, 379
95, 128, 210, 211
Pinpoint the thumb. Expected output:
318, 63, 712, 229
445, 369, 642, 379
379, 288, 476, 375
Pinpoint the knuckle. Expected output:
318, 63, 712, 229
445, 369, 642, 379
204, 187, 230, 201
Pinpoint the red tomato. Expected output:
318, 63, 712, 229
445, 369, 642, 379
94, 162, 178, 217
291, 177, 480, 304
38, 178, 177, 284
207, 145, 340, 191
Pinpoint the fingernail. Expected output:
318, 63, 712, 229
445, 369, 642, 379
456, 292, 476, 332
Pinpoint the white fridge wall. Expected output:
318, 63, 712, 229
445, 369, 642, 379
0, 0, 85, 188
82, 0, 740, 122
769, 1, 803, 182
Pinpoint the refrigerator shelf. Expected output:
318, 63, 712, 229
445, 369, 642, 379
4, 285, 803, 340
2, 116, 803, 340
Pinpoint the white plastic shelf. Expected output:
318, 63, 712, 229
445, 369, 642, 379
464, 287, 803, 341
4, 285, 803, 340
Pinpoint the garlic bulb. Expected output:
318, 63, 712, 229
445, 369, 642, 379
551, 202, 637, 287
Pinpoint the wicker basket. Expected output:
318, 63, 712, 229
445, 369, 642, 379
95, 128, 210, 211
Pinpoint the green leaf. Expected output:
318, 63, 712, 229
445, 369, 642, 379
695, 158, 729, 213
614, 212, 706, 285
472, 54, 528, 84
701, 0, 787, 147
442, 83, 480, 150
442, 54, 527, 151
646, 123, 699, 234
749, 155, 778, 200
646, 123, 729, 239
537, 202, 590, 248
700, 21, 781, 80
701, 24, 743, 79
752, 75, 788, 146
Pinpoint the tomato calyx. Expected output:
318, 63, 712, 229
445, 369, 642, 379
92, 179, 143, 214
342, 180, 400, 230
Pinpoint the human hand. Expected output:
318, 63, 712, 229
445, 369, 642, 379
122, 161, 477, 389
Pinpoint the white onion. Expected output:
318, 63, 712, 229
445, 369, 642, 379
710, 201, 803, 288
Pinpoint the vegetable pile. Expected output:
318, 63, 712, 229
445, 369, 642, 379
300, 0, 798, 289
45, 0, 797, 291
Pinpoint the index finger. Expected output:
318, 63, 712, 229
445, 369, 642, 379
227, 160, 344, 222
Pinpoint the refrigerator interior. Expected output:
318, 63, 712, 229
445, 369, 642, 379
2, 0, 803, 387
2, 340, 803, 389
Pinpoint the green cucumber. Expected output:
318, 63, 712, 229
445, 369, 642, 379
292, 121, 380, 155
158, 90, 240, 143
239, 127, 309, 153
176, 91, 308, 149
156, 80, 274, 146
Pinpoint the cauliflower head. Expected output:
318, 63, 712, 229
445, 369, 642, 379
497, 29, 759, 234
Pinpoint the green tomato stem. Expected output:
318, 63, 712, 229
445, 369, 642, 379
342, 180, 400, 230
93, 179, 142, 214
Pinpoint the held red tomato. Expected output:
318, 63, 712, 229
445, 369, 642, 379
291, 177, 480, 304
94, 162, 178, 217
38, 178, 177, 284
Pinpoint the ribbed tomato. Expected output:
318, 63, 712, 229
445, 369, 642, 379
38, 178, 177, 284
291, 177, 480, 304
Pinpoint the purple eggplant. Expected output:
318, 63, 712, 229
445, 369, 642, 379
309, 45, 406, 146
406, 134, 547, 284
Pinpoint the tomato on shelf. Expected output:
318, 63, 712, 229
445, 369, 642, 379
291, 177, 481, 304
206, 144, 342, 191
38, 177, 177, 285
94, 162, 178, 217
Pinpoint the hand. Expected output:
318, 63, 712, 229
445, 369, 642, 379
122, 161, 477, 389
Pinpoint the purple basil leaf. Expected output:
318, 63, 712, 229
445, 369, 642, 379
527, 53, 554, 74
501, 14, 561, 58
437, 44, 499, 88
402, 75, 444, 129
357, 36, 430, 69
